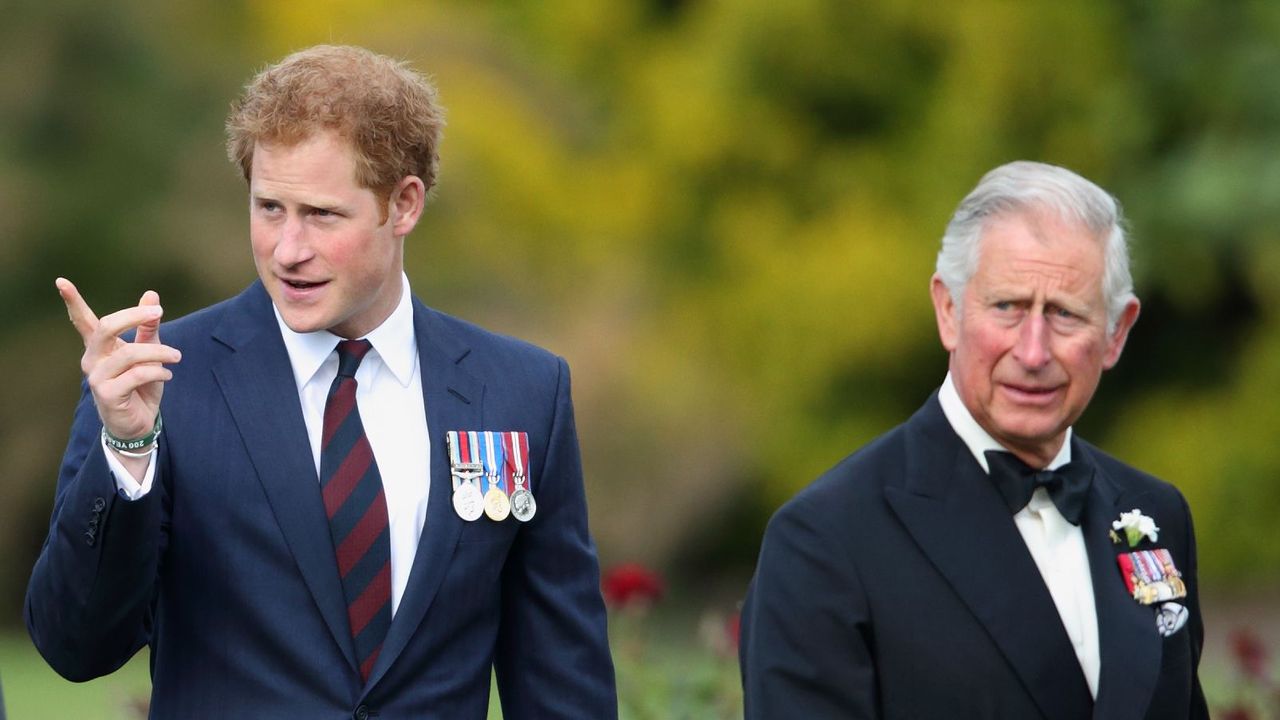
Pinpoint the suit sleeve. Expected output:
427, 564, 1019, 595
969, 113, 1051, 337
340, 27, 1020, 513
1180, 493, 1210, 720
741, 491, 879, 719
493, 357, 618, 719
25, 380, 168, 681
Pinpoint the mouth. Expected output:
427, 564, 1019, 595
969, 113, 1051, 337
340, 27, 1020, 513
276, 276, 330, 301
1000, 382, 1063, 404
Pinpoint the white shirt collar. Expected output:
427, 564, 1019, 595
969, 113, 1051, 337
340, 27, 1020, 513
274, 273, 418, 389
937, 372, 1072, 473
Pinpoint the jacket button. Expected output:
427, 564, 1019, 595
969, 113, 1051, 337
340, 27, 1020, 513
84, 530, 96, 547
353, 705, 369, 720
92, 497, 106, 512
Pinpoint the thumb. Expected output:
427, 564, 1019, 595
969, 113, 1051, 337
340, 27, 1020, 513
135, 290, 162, 344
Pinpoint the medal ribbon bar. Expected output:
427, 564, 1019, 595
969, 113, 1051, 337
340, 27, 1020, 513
482, 431, 506, 494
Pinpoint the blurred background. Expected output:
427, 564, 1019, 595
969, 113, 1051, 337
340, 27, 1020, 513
2, 0, 1278, 716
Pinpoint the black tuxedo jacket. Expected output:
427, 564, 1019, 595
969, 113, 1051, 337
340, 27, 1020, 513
27, 282, 616, 718
741, 394, 1207, 719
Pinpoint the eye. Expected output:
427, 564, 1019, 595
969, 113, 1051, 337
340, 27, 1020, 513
257, 200, 282, 213
310, 207, 342, 220
993, 301, 1014, 312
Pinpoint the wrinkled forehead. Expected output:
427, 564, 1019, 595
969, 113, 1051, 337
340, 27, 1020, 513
974, 209, 1107, 290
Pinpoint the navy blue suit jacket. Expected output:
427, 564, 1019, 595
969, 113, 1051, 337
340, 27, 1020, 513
741, 395, 1208, 720
28, 281, 617, 718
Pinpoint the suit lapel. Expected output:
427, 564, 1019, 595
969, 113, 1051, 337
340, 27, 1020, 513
1078, 443, 1161, 720
209, 283, 358, 673
366, 300, 483, 688
885, 398, 1092, 720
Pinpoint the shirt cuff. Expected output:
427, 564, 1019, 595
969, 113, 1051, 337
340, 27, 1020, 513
101, 436, 157, 500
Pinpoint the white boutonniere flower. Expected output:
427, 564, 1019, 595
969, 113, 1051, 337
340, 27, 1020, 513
1112, 509, 1160, 548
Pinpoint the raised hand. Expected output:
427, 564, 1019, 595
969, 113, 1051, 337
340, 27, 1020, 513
57, 278, 182, 446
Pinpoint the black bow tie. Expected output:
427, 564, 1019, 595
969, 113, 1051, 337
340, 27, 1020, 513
984, 450, 1093, 525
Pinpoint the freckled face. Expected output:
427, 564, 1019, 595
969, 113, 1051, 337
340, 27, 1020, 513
931, 210, 1139, 464
249, 130, 421, 339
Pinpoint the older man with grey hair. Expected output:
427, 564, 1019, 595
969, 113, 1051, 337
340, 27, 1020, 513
740, 161, 1207, 720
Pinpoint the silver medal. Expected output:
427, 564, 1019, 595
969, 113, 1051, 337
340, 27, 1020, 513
452, 481, 484, 522
510, 487, 537, 522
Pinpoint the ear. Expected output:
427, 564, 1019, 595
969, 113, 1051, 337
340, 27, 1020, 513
389, 175, 427, 238
930, 273, 960, 352
1101, 297, 1141, 369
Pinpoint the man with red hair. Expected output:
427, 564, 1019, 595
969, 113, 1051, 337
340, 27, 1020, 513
29, 45, 616, 718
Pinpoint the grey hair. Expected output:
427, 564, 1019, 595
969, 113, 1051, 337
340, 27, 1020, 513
935, 160, 1135, 333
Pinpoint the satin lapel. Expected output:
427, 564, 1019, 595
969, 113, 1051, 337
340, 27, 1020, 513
367, 300, 482, 688
884, 398, 1092, 720
209, 283, 357, 673
1078, 443, 1161, 720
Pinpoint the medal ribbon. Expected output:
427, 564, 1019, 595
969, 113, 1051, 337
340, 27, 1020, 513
1138, 550, 1163, 582
466, 431, 480, 467
501, 432, 516, 490
1117, 552, 1139, 596
482, 431, 506, 494
447, 431, 462, 490
518, 431, 530, 489
462, 431, 484, 494
504, 431, 528, 490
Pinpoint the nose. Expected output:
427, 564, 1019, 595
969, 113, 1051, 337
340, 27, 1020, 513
273, 214, 313, 267
1013, 311, 1052, 370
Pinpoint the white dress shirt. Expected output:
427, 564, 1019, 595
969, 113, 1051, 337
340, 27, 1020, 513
107, 273, 430, 616
938, 373, 1101, 698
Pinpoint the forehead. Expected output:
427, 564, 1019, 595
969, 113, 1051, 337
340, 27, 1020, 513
972, 210, 1105, 296
250, 130, 361, 191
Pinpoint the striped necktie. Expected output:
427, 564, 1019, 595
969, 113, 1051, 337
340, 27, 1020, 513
321, 339, 392, 682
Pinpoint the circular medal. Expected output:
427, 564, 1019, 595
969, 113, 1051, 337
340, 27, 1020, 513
484, 486, 511, 522
510, 487, 537, 522
452, 482, 484, 522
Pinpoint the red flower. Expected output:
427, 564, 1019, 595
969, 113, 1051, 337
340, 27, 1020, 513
1218, 707, 1255, 720
601, 563, 664, 609
1230, 628, 1269, 680
726, 611, 741, 652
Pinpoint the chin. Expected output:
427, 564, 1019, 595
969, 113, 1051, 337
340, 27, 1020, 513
997, 421, 1067, 448
988, 402, 1059, 432
278, 310, 328, 335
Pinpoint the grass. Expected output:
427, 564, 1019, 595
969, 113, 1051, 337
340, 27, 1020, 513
0, 608, 743, 720
1, 632, 151, 719
0, 634, 536, 719
6, 622, 1270, 719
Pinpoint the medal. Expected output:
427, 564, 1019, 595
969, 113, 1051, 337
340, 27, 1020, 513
509, 488, 536, 522
447, 431, 485, 522
484, 486, 511, 521
1117, 548, 1187, 605
481, 431, 511, 522
504, 430, 537, 522
453, 482, 484, 522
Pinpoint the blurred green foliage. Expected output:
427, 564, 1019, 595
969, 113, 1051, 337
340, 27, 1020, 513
2, 0, 1279, 642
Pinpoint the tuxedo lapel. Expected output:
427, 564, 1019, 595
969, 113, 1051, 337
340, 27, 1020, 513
884, 398, 1092, 720
366, 300, 483, 688
209, 283, 358, 674
1078, 443, 1161, 720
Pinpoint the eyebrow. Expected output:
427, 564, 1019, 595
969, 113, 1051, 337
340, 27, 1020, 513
251, 194, 348, 214
982, 285, 1096, 313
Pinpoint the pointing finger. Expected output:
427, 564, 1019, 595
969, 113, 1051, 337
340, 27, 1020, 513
55, 277, 100, 343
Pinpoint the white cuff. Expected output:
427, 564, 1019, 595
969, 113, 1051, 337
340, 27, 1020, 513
101, 437, 157, 500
